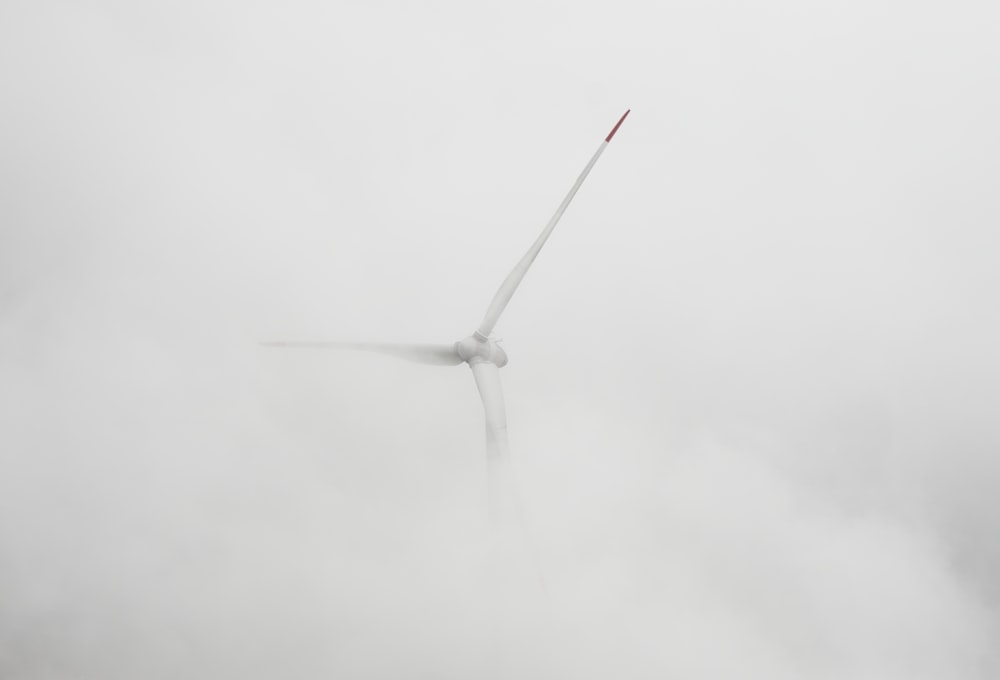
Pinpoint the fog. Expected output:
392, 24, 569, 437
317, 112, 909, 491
2, 0, 999, 677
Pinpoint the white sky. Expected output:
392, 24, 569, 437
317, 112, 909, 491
2, 1, 999, 678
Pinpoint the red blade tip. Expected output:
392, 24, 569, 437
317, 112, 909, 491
605, 109, 630, 142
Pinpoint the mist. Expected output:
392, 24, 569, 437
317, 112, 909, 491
2, 0, 999, 677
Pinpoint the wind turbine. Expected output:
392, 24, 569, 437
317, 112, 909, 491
264, 109, 630, 529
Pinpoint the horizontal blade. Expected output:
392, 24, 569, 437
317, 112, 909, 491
476, 109, 630, 338
259, 341, 463, 366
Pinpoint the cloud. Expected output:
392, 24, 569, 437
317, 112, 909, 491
2, 0, 999, 677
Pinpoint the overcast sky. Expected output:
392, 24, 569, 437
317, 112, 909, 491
2, 0, 999, 678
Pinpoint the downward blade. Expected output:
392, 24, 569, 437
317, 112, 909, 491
260, 341, 463, 366
476, 109, 630, 338
470, 362, 546, 591
470, 362, 508, 522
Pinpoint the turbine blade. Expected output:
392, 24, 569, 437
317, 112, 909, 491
259, 341, 463, 366
470, 362, 508, 525
476, 109, 630, 338
470, 362, 547, 591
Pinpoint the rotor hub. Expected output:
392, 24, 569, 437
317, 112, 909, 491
455, 334, 508, 367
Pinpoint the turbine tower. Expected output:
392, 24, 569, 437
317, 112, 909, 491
264, 109, 630, 527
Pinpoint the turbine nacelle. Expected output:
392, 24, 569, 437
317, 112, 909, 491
456, 334, 509, 367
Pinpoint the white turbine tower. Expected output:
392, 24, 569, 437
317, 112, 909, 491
265, 110, 630, 534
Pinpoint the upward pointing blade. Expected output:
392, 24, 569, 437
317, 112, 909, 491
260, 341, 463, 366
476, 109, 630, 339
